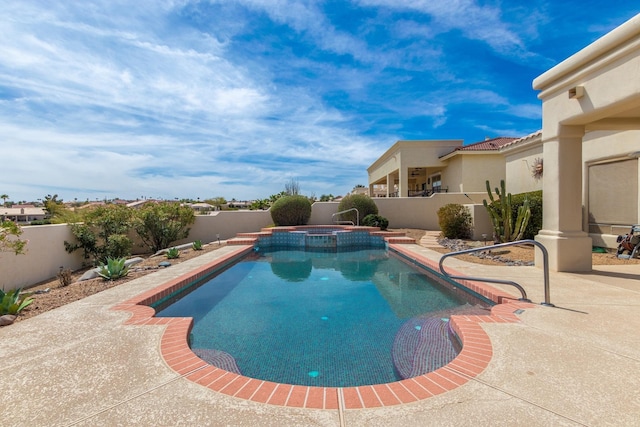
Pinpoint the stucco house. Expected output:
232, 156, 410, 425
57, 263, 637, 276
0, 204, 47, 224
368, 137, 525, 198
367, 13, 640, 272
531, 13, 640, 272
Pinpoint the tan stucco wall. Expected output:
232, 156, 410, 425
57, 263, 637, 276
583, 130, 640, 163
372, 193, 489, 232
534, 18, 640, 138
308, 202, 340, 224
173, 210, 272, 245
0, 224, 85, 291
441, 156, 462, 192
462, 154, 506, 193
505, 145, 544, 194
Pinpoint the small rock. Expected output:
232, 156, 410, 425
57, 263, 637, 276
159, 261, 171, 268
0, 315, 17, 326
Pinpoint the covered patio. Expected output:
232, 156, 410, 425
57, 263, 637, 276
367, 140, 462, 198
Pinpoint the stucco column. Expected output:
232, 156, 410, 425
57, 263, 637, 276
398, 167, 405, 197
535, 125, 592, 271
386, 174, 391, 197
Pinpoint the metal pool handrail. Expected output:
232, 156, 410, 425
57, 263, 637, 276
331, 208, 359, 226
438, 239, 554, 306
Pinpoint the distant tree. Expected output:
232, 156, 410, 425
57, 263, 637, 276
0, 194, 8, 206
319, 194, 334, 202
205, 196, 227, 210
43, 194, 65, 218
284, 178, 300, 196
270, 191, 286, 204
133, 202, 196, 253
250, 199, 270, 210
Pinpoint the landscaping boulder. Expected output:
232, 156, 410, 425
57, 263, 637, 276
0, 315, 17, 326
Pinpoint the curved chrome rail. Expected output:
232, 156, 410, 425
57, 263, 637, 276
438, 239, 554, 306
331, 208, 359, 226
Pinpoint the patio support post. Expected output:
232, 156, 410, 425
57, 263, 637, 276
535, 125, 592, 272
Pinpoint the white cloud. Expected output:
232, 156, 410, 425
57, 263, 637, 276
2, 0, 602, 202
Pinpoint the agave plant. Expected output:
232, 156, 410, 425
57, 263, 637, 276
97, 257, 130, 281
0, 288, 34, 315
166, 247, 180, 259
192, 240, 203, 251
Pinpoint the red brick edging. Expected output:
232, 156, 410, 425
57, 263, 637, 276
112, 241, 534, 409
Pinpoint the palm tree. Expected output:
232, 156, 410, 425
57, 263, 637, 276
0, 194, 8, 206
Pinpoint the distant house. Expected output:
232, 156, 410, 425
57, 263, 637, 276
126, 199, 158, 209
367, 137, 518, 197
0, 205, 47, 224
188, 202, 214, 213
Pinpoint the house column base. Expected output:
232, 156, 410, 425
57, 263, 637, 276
535, 231, 592, 272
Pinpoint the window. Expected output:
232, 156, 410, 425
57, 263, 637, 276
431, 174, 442, 192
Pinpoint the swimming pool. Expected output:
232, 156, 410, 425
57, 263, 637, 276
155, 246, 490, 387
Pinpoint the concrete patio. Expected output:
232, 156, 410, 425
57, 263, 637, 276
2, 242, 640, 426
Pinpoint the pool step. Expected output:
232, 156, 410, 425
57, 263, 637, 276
192, 348, 242, 374
391, 316, 457, 379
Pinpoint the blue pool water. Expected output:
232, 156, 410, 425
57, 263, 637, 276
156, 248, 488, 387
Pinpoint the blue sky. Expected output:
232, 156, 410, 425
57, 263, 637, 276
1, 1, 637, 203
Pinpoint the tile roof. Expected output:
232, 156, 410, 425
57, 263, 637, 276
453, 136, 519, 151
498, 130, 542, 150
439, 136, 519, 159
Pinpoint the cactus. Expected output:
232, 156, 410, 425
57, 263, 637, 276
483, 180, 531, 243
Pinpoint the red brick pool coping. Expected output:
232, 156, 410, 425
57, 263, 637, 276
112, 236, 535, 410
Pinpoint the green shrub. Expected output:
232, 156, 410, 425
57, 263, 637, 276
270, 195, 312, 226
0, 288, 33, 315
336, 194, 378, 225
104, 233, 133, 260
97, 257, 130, 281
166, 247, 180, 259
511, 190, 542, 240
65, 204, 134, 265
437, 203, 472, 239
192, 240, 203, 250
362, 214, 389, 230
133, 202, 195, 253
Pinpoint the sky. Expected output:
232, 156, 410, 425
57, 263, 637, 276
0, 1, 637, 203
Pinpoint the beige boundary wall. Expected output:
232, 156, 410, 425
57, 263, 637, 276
372, 193, 492, 240
1, 224, 86, 292
1, 212, 273, 292
2, 197, 493, 291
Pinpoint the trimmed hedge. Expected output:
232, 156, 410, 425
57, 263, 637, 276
270, 195, 312, 226
337, 194, 378, 225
